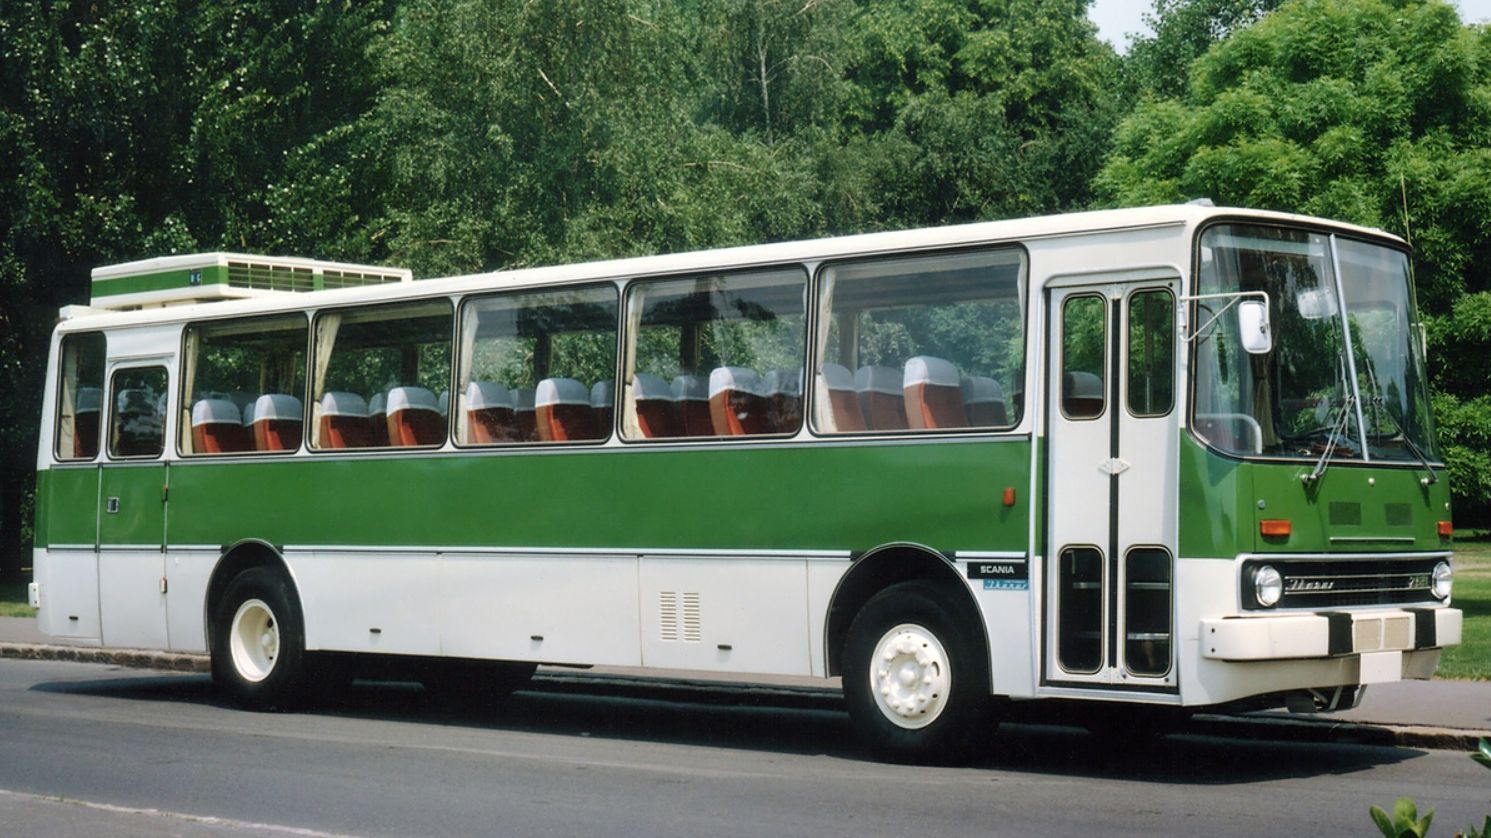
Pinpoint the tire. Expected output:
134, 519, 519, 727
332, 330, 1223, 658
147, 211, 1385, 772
842, 580, 995, 763
211, 566, 309, 710
422, 658, 537, 710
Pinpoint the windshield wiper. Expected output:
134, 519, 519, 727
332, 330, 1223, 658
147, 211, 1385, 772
1302, 392, 1355, 485
1358, 349, 1437, 484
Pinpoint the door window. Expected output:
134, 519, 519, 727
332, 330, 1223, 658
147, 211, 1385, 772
109, 366, 169, 458
1060, 295, 1106, 420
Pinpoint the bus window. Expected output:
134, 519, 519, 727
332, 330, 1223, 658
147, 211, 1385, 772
621, 267, 807, 440
109, 366, 168, 458
1061, 294, 1106, 420
55, 332, 106, 460
456, 285, 618, 445
180, 315, 308, 455
1126, 289, 1174, 417
813, 248, 1027, 434
310, 300, 452, 450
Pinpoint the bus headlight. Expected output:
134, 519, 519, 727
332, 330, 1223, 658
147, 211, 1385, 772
1432, 561, 1453, 600
1253, 565, 1283, 608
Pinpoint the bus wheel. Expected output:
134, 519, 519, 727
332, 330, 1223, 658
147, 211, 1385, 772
843, 581, 993, 763
211, 566, 307, 710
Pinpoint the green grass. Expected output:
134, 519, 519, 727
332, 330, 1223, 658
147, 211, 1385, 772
1437, 539, 1491, 681
0, 578, 35, 619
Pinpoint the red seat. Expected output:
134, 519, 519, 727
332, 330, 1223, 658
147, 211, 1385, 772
464, 381, 519, 444
763, 369, 802, 433
536, 378, 598, 441
709, 367, 769, 436
819, 364, 864, 432
671, 375, 712, 437
1062, 371, 1104, 419
590, 380, 614, 436
192, 398, 248, 454
73, 387, 102, 458
961, 375, 1008, 427
318, 391, 373, 449
366, 392, 390, 447
903, 356, 968, 430
513, 387, 538, 441
386, 386, 443, 446
248, 394, 303, 452
633, 374, 678, 438
855, 365, 907, 431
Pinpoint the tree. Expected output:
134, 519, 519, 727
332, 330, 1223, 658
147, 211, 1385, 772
1124, 0, 1283, 99
1100, 0, 1491, 520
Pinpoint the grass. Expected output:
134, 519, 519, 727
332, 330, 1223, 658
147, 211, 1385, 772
0, 577, 34, 619
1437, 538, 1491, 681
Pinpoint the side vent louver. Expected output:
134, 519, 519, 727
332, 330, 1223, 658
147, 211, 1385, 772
658, 591, 701, 642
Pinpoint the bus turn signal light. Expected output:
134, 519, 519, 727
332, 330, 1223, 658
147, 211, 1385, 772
1003, 487, 1016, 507
1439, 520, 1453, 538
1259, 519, 1292, 538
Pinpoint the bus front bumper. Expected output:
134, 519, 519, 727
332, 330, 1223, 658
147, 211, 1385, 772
1201, 607, 1461, 673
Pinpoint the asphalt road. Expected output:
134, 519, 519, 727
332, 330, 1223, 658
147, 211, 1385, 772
1, 658, 1487, 837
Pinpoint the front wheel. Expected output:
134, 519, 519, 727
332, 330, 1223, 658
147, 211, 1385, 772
842, 581, 994, 763
211, 566, 308, 710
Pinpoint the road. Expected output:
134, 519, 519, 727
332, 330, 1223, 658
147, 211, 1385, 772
0, 658, 1487, 836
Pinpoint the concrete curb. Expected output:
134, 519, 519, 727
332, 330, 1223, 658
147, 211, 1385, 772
4, 641, 1488, 752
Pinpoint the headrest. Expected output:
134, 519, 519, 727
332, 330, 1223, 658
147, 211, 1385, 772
367, 392, 386, 415
709, 366, 763, 398
763, 369, 802, 397
386, 386, 438, 414
904, 356, 960, 388
514, 387, 535, 411
437, 390, 450, 417
241, 401, 256, 426
116, 389, 158, 415
671, 375, 707, 402
633, 373, 672, 401
536, 377, 590, 407
191, 398, 242, 427
820, 364, 854, 392
75, 387, 102, 413
252, 393, 303, 422
960, 375, 1005, 405
1063, 371, 1104, 400
590, 379, 614, 409
854, 365, 902, 396
320, 391, 369, 418
465, 380, 513, 410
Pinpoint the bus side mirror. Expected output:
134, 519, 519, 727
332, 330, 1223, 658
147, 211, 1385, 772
1238, 301, 1272, 355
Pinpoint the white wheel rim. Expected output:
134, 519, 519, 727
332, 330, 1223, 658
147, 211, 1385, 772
229, 599, 279, 683
869, 623, 951, 730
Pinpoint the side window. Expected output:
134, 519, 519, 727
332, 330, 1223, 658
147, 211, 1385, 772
181, 315, 308, 455
1061, 295, 1106, 420
456, 285, 618, 445
109, 366, 169, 458
621, 267, 807, 440
55, 332, 106, 461
1127, 289, 1175, 417
310, 299, 453, 450
813, 249, 1027, 434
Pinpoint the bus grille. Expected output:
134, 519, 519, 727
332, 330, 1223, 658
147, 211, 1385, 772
1240, 557, 1442, 610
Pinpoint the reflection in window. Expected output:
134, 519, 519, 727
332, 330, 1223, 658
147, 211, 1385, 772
456, 285, 617, 445
311, 300, 452, 449
55, 332, 106, 461
814, 249, 1027, 434
181, 315, 307, 455
110, 366, 168, 458
1061, 295, 1106, 420
622, 268, 806, 439
1127, 290, 1174, 417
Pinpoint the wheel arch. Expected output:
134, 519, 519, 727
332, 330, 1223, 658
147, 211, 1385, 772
203, 539, 301, 651
823, 542, 990, 689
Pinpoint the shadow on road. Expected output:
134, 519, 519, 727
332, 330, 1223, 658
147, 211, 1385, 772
32, 669, 1422, 784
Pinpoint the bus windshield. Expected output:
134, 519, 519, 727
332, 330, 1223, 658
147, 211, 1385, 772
1192, 224, 1439, 463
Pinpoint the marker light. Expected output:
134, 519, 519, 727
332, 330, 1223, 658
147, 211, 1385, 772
1438, 520, 1454, 538
1432, 561, 1453, 600
1259, 519, 1292, 538
1253, 565, 1283, 608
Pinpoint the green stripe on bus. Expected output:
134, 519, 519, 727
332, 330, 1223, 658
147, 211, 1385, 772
92, 265, 229, 299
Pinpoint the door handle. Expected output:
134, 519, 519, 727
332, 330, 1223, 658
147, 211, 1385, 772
1098, 458, 1131, 476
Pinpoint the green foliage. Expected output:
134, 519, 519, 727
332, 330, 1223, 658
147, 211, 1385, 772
1369, 796, 1434, 838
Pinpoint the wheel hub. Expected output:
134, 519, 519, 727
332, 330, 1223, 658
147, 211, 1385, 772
229, 598, 280, 683
869, 623, 950, 729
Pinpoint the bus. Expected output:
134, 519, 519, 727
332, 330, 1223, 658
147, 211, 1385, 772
30, 204, 1461, 760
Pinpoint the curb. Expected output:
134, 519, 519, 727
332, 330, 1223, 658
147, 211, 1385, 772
4, 641, 1487, 751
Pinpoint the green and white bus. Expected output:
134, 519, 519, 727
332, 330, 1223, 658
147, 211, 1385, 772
31, 204, 1461, 759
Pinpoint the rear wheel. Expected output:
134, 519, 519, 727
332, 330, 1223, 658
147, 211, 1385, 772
211, 566, 308, 710
843, 580, 994, 763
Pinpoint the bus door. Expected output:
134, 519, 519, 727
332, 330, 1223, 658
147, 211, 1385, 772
1044, 275, 1179, 690
97, 360, 172, 649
